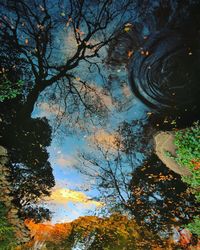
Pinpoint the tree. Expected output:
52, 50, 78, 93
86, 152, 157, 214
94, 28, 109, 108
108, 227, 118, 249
0, 9, 56, 221
0, 202, 17, 248
1, 117, 55, 221
128, 154, 199, 233
76, 128, 134, 208
75, 121, 199, 236
74, 119, 155, 216
0, 0, 135, 120
25, 213, 164, 249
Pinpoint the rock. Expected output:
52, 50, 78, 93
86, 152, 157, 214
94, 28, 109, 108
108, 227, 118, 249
154, 131, 191, 176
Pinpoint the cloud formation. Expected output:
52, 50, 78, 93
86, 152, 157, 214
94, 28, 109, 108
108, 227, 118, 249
87, 129, 119, 151
56, 155, 77, 167
48, 188, 103, 208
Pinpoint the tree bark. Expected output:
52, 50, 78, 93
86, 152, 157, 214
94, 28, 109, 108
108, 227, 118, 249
18, 81, 45, 118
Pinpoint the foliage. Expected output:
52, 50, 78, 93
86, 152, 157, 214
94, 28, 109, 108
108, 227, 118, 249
174, 122, 200, 199
25, 213, 162, 250
128, 154, 199, 233
1, 117, 55, 222
173, 122, 200, 236
0, 202, 17, 249
186, 216, 200, 236
0, 77, 23, 102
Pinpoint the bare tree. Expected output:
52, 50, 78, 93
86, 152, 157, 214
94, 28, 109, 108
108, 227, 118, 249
0, 0, 135, 120
76, 136, 132, 208
75, 121, 149, 210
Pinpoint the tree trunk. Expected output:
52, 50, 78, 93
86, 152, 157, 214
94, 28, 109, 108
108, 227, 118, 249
18, 81, 46, 118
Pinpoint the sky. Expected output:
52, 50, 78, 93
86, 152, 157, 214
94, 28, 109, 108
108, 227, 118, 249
32, 92, 150, 224
30, 18, 150, 223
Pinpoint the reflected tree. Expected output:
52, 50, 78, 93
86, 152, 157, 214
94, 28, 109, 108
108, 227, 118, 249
0, 0, 136, 222
76, 120, 153, 210
128, 154, 199, 233
0, 0, 135, 122
76, 121, 199, 235
1, 117, 55, 221
26, 213, 166, 249
76, 130, 132, 208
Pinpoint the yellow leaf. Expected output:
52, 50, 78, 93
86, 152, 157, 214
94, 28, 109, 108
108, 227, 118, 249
124, 27, 130, 32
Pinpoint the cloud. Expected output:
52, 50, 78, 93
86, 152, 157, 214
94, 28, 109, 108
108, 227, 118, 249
37, 102, 64, 117
86, 83, 114, 109
56, 155, 77, 167
122, 84, 132, 98
47, 188, 103, 208
87, 129, 119, 151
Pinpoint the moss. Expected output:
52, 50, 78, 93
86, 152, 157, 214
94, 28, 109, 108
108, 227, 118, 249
186, 216, 200, 236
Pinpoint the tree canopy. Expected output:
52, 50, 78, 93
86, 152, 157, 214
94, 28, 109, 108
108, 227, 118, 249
1, 117, 55, 221
0, 0, 135, 120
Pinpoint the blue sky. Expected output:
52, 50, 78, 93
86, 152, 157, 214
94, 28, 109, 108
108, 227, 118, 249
31, 92, 150, 223
30, 19, 151, 223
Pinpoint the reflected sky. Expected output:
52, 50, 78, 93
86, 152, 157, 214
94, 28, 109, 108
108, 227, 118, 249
32, 89, 149, 223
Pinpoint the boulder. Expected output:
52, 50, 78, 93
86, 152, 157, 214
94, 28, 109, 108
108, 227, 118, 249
154, 131, 191, 176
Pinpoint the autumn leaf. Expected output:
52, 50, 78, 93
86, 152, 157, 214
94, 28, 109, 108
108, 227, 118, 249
127, 50, 133, 58
124, 27, 130, 32
124, 23, 132, 32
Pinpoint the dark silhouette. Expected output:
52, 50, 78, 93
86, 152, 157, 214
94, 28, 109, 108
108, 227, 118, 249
128, 154, 199, 233
76, 122, 199, 234
0, 0, 135, 222
0, 0, 135, 119
1, 117, 55, 221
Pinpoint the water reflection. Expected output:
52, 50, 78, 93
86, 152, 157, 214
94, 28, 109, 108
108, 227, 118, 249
75, 121, 199, 234
128, 154, 199, 233
1, 116, 55, 222
129, 29, 200, 111
0, 0, 200, 249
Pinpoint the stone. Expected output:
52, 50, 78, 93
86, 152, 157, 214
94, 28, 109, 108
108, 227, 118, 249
154, 131, 192, 176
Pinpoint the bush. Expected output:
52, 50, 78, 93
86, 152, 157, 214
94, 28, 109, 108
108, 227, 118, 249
0, 202, 17, 249
186, 216, 200, 236
173, 122, 200, 236
0, 78, 23, 102
174, 122, 200, 192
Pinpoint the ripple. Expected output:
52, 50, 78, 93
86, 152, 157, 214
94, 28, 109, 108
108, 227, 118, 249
129, 29, 200, 111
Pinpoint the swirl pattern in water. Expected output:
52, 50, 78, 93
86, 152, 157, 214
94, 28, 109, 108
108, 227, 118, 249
129, 29, 200, 111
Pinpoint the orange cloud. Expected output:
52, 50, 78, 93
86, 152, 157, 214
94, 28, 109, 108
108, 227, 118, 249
47, 188, 103, 208
87, 129, 120, 151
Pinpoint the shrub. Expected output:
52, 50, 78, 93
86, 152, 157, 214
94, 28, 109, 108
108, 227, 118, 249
0, 202, 17, 249
173, 122, 200, 236
0, 78, 23, 102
